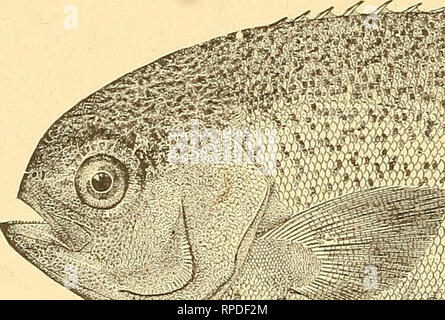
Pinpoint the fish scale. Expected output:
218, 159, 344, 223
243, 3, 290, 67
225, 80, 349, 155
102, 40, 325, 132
76, 7, 445, 298
204, 8, 445, 298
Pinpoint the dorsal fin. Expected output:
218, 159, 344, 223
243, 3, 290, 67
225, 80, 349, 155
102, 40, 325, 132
342, 1, 364, 16
293, 10, 311, 22
403, 3, 422, 13
372, 0, 393, 15
315, 6, 335, 19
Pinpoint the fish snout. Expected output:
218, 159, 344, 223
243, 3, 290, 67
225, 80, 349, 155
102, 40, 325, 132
16, 184, 92, 252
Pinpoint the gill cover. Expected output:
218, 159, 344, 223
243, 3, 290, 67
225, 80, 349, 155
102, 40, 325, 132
117, 162, 272, 299
181, 164, 271, 299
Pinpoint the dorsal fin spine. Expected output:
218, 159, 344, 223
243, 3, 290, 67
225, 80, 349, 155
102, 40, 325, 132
372, 0, 394, 15
293, 10, 311, 22
343, 1, 365, 16
315, 6, 335, 19
403, 3, 422, 13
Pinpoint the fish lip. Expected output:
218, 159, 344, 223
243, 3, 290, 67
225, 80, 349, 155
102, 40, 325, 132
0, 222, 9, 237
0, 221, 26, 248
0, 220, 69, 248
0, 221, 111, 300
18, 194, 75, 250
16, 191, 91, 252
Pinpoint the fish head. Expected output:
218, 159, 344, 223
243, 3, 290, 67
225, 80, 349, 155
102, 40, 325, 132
1, 80, 272, 299
2, 96, 196, 298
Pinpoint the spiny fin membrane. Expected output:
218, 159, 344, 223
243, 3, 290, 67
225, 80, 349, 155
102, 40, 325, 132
262, 187, 445, 300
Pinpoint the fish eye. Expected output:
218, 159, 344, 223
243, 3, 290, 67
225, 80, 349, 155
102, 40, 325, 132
91, 171, 114, 193
75, 154, 128, 209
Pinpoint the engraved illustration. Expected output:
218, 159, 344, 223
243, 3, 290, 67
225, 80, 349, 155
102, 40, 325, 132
2, 1, 445, 299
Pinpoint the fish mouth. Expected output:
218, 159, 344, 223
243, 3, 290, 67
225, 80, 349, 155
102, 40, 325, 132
0, 221, 110, 300
6, 190, 94, 252
0, 195, 108, 300
0, 196, 92, 260
1, 220, 70, 249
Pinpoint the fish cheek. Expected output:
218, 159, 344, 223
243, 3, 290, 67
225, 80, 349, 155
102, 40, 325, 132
100, 179, 194, 296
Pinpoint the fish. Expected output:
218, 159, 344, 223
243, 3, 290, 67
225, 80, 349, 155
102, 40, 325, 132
2, 1, 445, 300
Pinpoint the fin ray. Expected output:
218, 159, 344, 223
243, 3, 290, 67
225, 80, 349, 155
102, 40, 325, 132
263, 187, 445, 300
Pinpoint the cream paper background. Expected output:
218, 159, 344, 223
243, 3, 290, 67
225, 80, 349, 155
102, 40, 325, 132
0, 0, 440, 300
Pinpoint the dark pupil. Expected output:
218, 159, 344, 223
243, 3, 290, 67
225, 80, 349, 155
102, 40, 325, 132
91, 172, 113, 193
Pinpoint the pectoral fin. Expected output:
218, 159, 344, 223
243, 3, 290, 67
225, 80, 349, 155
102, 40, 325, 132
263, 187, 445, 300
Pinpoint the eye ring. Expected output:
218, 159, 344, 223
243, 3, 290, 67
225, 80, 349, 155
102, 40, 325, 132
75, 154, 129, 209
